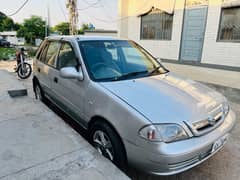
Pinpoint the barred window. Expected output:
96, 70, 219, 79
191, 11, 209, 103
140, 10, 173, 40
218, 7, 240, 41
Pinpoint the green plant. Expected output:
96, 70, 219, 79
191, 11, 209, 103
0, 47, 16, 60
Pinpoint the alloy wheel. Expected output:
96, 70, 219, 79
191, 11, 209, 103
35, 85, 42, 101
93, 130, 114, 161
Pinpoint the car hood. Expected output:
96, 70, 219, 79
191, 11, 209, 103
100, 73, 226, 124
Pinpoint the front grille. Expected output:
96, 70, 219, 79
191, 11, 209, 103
194, 112, 222, 131
188, 104, 225, 136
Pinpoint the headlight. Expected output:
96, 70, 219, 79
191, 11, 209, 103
139, 124, 189, 143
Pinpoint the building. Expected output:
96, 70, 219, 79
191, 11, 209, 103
0, 31, 25, 45
118, 0, 240, 68
84, 30, 118, 37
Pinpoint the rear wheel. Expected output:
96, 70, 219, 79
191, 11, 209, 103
35, 83, 45, 102
90, 121, 127, 171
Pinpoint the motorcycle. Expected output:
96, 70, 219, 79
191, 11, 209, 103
15, 53, 32, 79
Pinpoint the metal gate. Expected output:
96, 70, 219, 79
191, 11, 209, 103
180, 6, 208, 62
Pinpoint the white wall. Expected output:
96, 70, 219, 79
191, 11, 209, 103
201, 0, 240, 67
119, 0, 240, 67
118, 0, 129, 38
6, 36, 18, 45
84, 32, 118, 37
118, 0, 185, 60
17, 38, 25, 45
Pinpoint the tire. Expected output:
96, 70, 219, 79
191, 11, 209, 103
35, 82, 45, 102
90, 121, 127, 171
17, 63, 32, 79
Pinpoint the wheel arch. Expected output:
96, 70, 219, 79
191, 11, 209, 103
32, 76, 39, 92
88, 115, 128, 163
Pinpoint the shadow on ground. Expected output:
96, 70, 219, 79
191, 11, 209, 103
42, 97, 240, 180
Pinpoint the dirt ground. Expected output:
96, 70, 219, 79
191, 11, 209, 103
0, 60, 16, 72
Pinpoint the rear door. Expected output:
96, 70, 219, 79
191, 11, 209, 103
35, 41, 51, 94
35, 41, 60, 96
50, 41, 87, 126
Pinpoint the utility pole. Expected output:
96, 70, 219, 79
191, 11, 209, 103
66, 0, 78, 35
45, 5, 50, 37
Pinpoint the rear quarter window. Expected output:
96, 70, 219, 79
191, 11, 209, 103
36, 41, 47, 60
39, 44, 49, 63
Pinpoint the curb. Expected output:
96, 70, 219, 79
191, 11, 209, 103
8, 89, 28, 98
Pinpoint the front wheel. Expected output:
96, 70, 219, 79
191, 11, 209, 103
17, 62, 32, 79
90, 121, 127, 171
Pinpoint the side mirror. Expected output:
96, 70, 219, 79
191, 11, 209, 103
60, 66, 84, 81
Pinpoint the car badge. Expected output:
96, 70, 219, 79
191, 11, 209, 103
208, 116, 216, 126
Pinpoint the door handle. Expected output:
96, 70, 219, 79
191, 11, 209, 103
53, 77, 58, 83
37, 68, 41, 72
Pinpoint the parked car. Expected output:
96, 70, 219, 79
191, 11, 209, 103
0, 39, 10, 47
32, 36, 236, 175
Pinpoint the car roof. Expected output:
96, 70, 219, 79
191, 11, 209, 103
46, 35, 126, 42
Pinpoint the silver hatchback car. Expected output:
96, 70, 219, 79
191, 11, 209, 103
33, 36, 236, 175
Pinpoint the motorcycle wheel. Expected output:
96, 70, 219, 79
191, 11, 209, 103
17, 63, 32, 79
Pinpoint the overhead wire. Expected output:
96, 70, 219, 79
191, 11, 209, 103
97, 0, 116, 20
78, 0, 102, 11
56, 0, 68, 21
7, 0, 29, 16
81, 0, 100, 6
78, 0, 150, 23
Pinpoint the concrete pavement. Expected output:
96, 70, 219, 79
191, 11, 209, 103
162, 62, 240, 104
0, 70, 129, 180
0, 60, 239, 180
163, 62, 240, 90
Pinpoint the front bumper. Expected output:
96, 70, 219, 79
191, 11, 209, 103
124, 110, 236, 175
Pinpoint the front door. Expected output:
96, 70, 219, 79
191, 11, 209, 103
50, 41, 87, 126
180, 1, 208, 62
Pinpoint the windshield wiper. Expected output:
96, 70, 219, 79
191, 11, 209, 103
113, 71, 148, 81
148, 65, 169, 76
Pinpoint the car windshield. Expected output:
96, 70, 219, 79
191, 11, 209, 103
79, 40, 168, 82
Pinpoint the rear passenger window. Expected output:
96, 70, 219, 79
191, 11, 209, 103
39, 44, 48, 62
45, 42, 59, 67
36, 42, 45, 60
57, 43, 78, 70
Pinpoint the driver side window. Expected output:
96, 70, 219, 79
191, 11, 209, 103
57, 42, 78, 70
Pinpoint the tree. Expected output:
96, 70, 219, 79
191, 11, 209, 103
78, 23, 94, 34
17, 15, 46, 44
13, 23, 21, 31
16, 24, 26, 37
53, 22, 95, 35
53, 22, 70, 35
2, 17, 15, 31
0, 12, 16, 32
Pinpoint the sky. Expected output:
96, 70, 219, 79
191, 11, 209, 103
1, 0, 118, 30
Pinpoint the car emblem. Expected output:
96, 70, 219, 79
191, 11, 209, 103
208, 116, 216, 126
